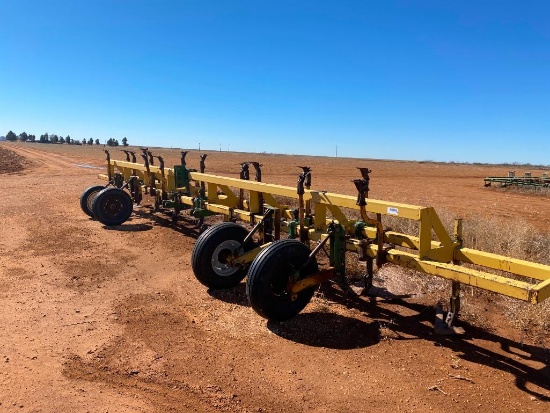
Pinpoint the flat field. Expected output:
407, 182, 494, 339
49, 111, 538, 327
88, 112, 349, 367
0, 142, 548, 412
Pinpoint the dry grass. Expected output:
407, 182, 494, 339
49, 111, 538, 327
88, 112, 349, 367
490, 184, 550, 197
459, 214, 550, 264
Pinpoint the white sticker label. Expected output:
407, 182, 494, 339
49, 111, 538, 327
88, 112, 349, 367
387, 207, 399, 215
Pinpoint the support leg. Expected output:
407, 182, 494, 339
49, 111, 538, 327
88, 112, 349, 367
435, 281, 465, 335
446, 281, 461, 328
361, 256, 374, 295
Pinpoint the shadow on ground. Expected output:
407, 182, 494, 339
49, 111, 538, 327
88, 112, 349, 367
312, 282, 550, 401
207, 283, 249, 307
268, 311, 380, 350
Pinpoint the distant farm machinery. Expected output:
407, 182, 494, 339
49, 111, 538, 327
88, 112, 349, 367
484, 170, 550, 189
81, 148, 550, 332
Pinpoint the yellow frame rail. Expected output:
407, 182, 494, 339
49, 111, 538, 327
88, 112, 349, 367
99, 159, 550, 304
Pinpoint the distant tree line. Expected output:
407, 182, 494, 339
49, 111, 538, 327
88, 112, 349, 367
4, 130, 129, 147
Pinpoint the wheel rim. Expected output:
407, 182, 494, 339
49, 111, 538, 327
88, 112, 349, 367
102, 195, 126, 218
86, 190, 101, 213
211, 240, 242, 276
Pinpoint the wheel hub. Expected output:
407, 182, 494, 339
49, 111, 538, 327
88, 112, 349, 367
106, 197, 122, 215
211, 240, 242, 276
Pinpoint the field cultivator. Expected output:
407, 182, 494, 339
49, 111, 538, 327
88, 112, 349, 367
484, 171, 550, 189
81, 148, 550, 333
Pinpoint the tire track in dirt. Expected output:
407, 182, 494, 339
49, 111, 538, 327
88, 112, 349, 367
0, 146, 263, 411
0, 148, 158, 411
7, 144, 79, 172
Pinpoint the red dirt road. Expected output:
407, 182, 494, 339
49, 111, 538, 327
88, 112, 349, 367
0, 142, 548, 412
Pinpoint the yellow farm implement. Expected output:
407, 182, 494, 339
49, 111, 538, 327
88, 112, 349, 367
81, 148, 550, 331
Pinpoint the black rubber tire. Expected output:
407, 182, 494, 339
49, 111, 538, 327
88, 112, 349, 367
80, 185, 105, 217
192, 222, 252, 289
246, 239, 318, 322
91, 188, 133, 226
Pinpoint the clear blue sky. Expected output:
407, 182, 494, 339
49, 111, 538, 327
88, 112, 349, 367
1, 1, 549, 164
